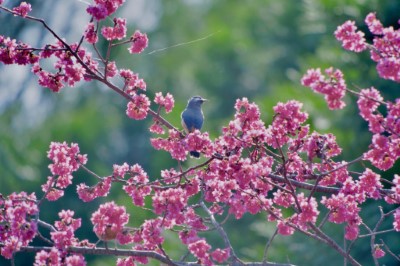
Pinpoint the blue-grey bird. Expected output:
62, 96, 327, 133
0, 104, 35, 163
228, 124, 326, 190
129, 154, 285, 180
181, 96, 207, 158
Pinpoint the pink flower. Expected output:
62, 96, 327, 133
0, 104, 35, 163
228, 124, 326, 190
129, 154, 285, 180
393, 208, 400, 231
345, 224, 359, 240
84, 22, 98, 44
0, 192, 38, 258
119, 69, 146, 92
126, 94, 150, 120
149, 122, 165, 134
151, 130, 187, 161
364, 13, 400, 82
141, 218, 165, 249
1, 236, 22, 259
101, 18, 126, 41
364, 134, 395, 170
188, 239, 212, 265
154, 92, 175, 113
297, 194, 319, 224
34, 248, 61, 266
117, 257, 136, 266
357, 87, 386, 133
334, 20, 367, 52
211, 248, 230, 263
51, 210, 81, 249
277, 220, 295, 236
186, 130, 213, 157
301, 67, 347, 110
65, 254, 86, 266
41, 176, 64, 201
321, 193, 360, 225
152, 188, 188, 222
365, 12, 384, 35
373, 246, 385, 258
77, 176, 112, 202
358, 169, 382, 199
12, 2, 32, 17
128, 30, 148, 54
47, 142, 87, 188
266, 100, 308, 147
113, 162, 130, 178
86, 0, 125, 20
179, 229, 200, 245
302, 132, 342, 160
106, 61, 117, 78
123, 164, 151, 206
91, 202, 129, 242
386, 99, 400, 136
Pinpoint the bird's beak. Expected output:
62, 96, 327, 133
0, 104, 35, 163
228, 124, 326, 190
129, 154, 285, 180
202, 98, 208, 102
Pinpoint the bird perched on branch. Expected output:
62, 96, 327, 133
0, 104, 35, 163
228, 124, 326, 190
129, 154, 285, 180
181, 96, 207, 158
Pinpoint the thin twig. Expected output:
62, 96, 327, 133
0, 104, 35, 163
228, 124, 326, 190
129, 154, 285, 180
200, 201, 243, 265
262, 228, 278, 263
309, 223, 361, 266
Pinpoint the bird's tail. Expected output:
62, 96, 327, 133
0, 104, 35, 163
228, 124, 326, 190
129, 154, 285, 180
190, 151, 200, 158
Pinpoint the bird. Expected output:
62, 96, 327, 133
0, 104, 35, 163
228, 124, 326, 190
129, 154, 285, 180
181, 96, 207, 158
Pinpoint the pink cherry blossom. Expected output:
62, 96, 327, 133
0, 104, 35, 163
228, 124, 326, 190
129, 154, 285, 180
91, 201, 129, 242
126, 94, 150, 120
119, 69, 146, 92
393, 208, 400, 231
84, 22, 98, 44
0, 192, 38, 258
373, 246, 385, 258
301, 67, 347, 110
211, 248, 230, 263
334, 20, 367, 52
188, 239, 212, 265
365, 12, 384, 35
101, 18, 127, 41
128, 30, 148, 54
34, 248, 61, 266
12, 2, 32, 17
51, 210, 81, 249
86, 0, 125, 20
154, 92, 175, 113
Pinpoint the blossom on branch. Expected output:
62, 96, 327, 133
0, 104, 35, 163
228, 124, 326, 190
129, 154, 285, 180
86, 0, 125, 21
334, 20, 367, 52
126, 94, 150, 120
301, 67, 347, 110
0, 192, 38, 259
12, 2, 31, 17
128, 30, 148, 54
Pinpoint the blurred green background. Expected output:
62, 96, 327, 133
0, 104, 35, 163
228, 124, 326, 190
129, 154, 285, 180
1, 0, 400, 265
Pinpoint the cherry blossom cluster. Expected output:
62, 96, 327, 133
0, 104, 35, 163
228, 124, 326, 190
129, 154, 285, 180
0, 192, 38, 259
86, 0, 125, 21
77, 176, 112, 202
91, 201, 129, 243
336, 12, 400, 83
42, 142, 87, 201
301, 67, 347, 110
354, 87, 400, 170
34, 248, 86, 266
0, 35, 38, 65
12, 2, 31, 17
0, 0, 147, 95
119, 163, 152, 207
151, 129, 213, 160
154, 92, 175, 113
36, 212, 94, 266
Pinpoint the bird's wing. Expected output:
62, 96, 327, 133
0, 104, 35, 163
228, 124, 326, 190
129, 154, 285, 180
181, 109, 203, 132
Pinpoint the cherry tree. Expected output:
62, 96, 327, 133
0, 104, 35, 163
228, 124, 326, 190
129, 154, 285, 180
0, 1, 400, 266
